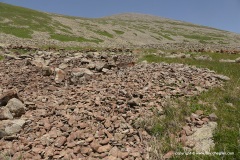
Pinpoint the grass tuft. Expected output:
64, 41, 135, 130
0, 55, 3, 60
50, 34, 103, 43
113, 29, 124, 35
93, 30, 114, 38
0, 2, 72, 38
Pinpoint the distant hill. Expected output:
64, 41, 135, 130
0, 2, 240, 49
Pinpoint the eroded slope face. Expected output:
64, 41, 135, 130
0, 50, 227, 159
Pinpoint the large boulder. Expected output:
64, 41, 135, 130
70, 68, 94, 84
81, 58, 92, 64
31, 57, 50, 67
127, 98, 140, 107
42, 66, 54, 76
194, 55, 212, 61
235, 57, 240, 63
95, 62, 110, 72
0, 108, 13, 120
0, 119, 26, 138
219, 59, 235, 63
71, 68, 93, 77
214, 74, 230, 81
54, 68, 66, 83
5, 98, 25, 117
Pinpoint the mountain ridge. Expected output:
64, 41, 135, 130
0, 2, 240, 50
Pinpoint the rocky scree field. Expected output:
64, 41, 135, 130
0, 2, 240, 160
0, 46, 238, 160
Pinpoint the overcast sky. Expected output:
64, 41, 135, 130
1, 0, 240, 33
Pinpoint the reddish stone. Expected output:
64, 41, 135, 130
195, 110, 204, 116
80, 147, 92, 154
99, 138, 110, 145
90, 141, 101, 151
202, 117, 210, 123
54, 136, 67, 148
163, 151, 174, 159
97, 144, 112, 153
78, 122, 88, 129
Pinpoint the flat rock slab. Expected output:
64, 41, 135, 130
185, 122, 217, 152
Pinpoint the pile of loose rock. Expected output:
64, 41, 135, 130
155, 50, 240, 64
0, 91, 27, 139
156, 51, 213, 61
0, 43, 133, 54
140, 43, 240, 54
0, 50, 229, 159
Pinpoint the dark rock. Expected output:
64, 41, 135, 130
127, 98, 140, 107
0, 90, 18, 107
42, 66, 53, 76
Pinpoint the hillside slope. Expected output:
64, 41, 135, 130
0, 2, 240, 49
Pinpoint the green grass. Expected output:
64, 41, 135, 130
201, 52, 240, 61
166, 21, 227, 32
110, 20, 129, 26
141, 54, 240, 160
0, 2, 72, 38
151, 29, 174, 41
57, 28, 72, 34
182, 34, 222, 42
135, 28, 146, 33
39, 45, 105, 51
137, 25, 150, 30
0, 55, 3, 60
152, 36, 162, 41
10, 49, 29, 54
160, 33, 174, 41
0, 24, 33, 38
113, 29, 124, 35
50, 34, 103, 43
184, 52, 240, 61
131, 25, 146, 33
95, 20, 108, 25
218, 41, 229, 45
160, 29, 178, 36
93, 30, 114, 38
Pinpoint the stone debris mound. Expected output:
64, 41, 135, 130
0, 50, 229, 159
